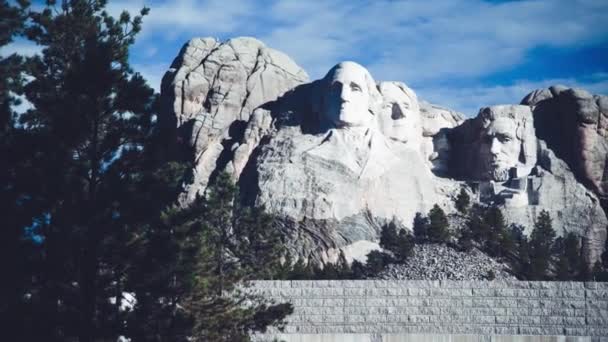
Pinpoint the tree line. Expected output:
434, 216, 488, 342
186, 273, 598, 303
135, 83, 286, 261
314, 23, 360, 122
1, 1, 291, 341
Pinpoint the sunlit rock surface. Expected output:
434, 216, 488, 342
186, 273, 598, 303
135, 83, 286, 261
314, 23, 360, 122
161, 37, 606, 266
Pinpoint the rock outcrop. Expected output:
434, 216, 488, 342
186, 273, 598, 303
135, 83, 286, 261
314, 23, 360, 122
160, 37, 308, 202
521, 86, 608, 202
160, 37, 607, 267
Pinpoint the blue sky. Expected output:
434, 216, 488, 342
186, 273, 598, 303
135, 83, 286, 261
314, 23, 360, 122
3, 0, 608, 116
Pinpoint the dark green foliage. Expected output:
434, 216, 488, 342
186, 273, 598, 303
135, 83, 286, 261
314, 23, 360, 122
592, 261, 608, 282
365, 250, 392, 276
2, 1, 291, 340
5, 2, 156, 340
395, 229, 415, 262
466, 204, 490, 243
351, 260, 367, 279
0, 1, 37, 339
287, 258, 315, 280
315, 252, 353, 280
129, 172, 292, 341
554, 233, 585, 280
427, 204, 450, 243
412, 212, 428, 242
454, 188, 471, 214
380, 221, 399, 252
528, 210, 556, 280
379, 221, 414, 263
458, 226, 474, 252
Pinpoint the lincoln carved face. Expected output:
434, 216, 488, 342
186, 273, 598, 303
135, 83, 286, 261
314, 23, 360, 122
323, 62, 374, 128
479, 117, 520, 181
377, 82, 421, 145
476, 105, 537, 182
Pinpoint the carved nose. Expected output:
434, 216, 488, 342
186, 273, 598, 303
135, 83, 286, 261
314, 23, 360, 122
490, 137, 501, 155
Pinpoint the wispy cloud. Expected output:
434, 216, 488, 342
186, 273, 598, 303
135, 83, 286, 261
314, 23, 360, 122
16, 0, 606, 117
0, 39, 42, 57
417, 73, 608, 116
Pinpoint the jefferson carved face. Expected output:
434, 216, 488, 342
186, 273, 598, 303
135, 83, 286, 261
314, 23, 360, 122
324, 62, 373, 127
377, 82, 421, 145
479, 117, 520, 181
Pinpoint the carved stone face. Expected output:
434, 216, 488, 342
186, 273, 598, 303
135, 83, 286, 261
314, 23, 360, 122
324, 62, 372, 127
479, 117, 521, 181
377, 82, 421, 146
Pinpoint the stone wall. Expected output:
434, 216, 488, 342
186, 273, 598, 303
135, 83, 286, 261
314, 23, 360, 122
249, 280, 608, 341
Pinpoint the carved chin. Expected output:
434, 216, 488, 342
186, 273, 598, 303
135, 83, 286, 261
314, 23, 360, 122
489, 168, 510, 182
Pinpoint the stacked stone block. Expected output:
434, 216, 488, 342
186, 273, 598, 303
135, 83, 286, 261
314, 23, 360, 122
248, 280, 608, 339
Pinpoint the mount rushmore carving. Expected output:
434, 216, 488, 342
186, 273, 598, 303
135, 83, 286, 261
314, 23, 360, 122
160, 37, 607, 266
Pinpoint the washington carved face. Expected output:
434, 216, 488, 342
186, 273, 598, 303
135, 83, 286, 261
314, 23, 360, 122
377, 82, 421, 145
324, 62, 372, 127
479, 117, 521, 181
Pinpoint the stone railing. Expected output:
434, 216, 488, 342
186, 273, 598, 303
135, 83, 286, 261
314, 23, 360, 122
248, 280, 608, 341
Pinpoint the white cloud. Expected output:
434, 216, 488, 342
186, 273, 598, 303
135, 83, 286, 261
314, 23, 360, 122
108, 0, 256, 41
0, 40, 42, 57
108, 0, 608, 115
416, 73, 608, 117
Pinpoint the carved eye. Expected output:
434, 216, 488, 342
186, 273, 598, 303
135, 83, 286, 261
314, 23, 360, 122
350, 82, 362, 92
498, 134, 512, 143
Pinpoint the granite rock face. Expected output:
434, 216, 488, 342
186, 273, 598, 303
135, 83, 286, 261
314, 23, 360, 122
447, 106, 607, 264
160, 37, 308, 202
161, 37, 607, 266
521, 86, 608, 200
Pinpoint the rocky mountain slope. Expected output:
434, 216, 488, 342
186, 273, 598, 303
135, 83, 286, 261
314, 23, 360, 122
159, 37, 607, 267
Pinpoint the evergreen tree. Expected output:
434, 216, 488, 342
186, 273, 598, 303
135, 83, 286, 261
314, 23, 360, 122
395, 229, 415, 262
412, 212, 428, 243
554, 233, 584, 280
0, 1, 40, 339
351, 260, 367, 279
365, 250, 391, 276
458, 226, 474, 252
467, 204, 490, 243
427, 204, 450, 243
380, 221, 399, 252
9, 1, 157, 340
288, 258, 314, 280
234, 205, 286, 280
454, 188, 471, 214
528, 210, 556, 280
128, 172, 292, 341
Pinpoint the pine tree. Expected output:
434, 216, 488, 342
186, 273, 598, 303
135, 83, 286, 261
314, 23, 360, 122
427, 204, 450, 243
395, 229, 415, 262
454, 188, 471, 214
0, 1, 40, 339
365, 250, 391, 275
528, 210, 556, 280
9, 1, 156, 340
467, 204, 490, 243
412, 212, 429, 243
288, 258, 314, 280
380, 221, 399, 252
128, 172, 292, 341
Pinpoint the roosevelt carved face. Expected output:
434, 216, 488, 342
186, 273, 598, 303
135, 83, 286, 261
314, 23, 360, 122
324, 62, 373, 128
479, 117, 521, 181
377, 82, 421, 145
